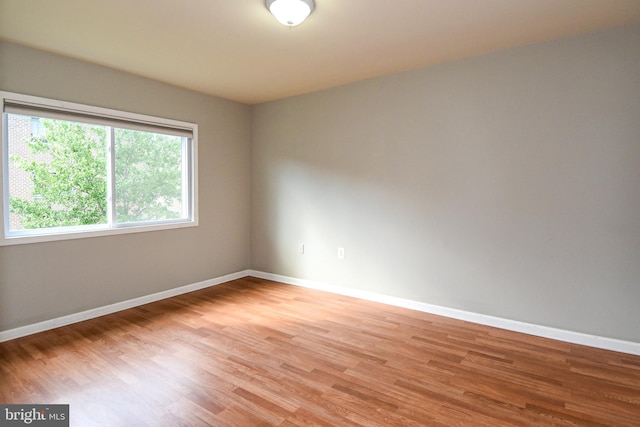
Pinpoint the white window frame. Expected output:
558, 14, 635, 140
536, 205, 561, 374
1, 91, 198, 246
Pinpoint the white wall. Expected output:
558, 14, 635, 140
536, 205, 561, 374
250, 25, 640, 343
0, 42, 251, 331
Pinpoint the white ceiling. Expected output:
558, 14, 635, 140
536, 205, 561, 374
1, 0, 640, 104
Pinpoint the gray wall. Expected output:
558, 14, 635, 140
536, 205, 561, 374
251, 25, 640, 342
0, 42, 251, 331
3, 25, 639, 344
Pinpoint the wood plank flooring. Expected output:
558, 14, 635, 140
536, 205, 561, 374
1, 276, 640, 426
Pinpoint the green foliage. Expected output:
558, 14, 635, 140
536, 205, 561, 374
10, 119, 107, 228
10, 117, 185, 230
114, 129, 183, 223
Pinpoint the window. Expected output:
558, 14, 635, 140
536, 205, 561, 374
1, 92, 198, 245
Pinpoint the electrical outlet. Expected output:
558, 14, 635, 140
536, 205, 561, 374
337, 247, 345, 259
298, 243, 305, 254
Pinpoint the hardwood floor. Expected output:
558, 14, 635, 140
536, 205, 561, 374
1, 277, 639, 426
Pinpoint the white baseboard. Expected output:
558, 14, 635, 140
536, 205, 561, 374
249, 270, 640, 357
0, 270, 251, 343
4, 269, 640, 356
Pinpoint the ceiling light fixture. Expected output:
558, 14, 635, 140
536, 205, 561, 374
266, 0, 315, 27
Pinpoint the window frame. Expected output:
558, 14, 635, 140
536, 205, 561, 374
1, 91, 198, 246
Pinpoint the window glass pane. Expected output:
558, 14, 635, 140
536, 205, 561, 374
2, 92, 197, 245
114, 128, 185, 223
7, 113, 108, 230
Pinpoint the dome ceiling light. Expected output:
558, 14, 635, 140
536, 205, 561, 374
266, 0, 315, 27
